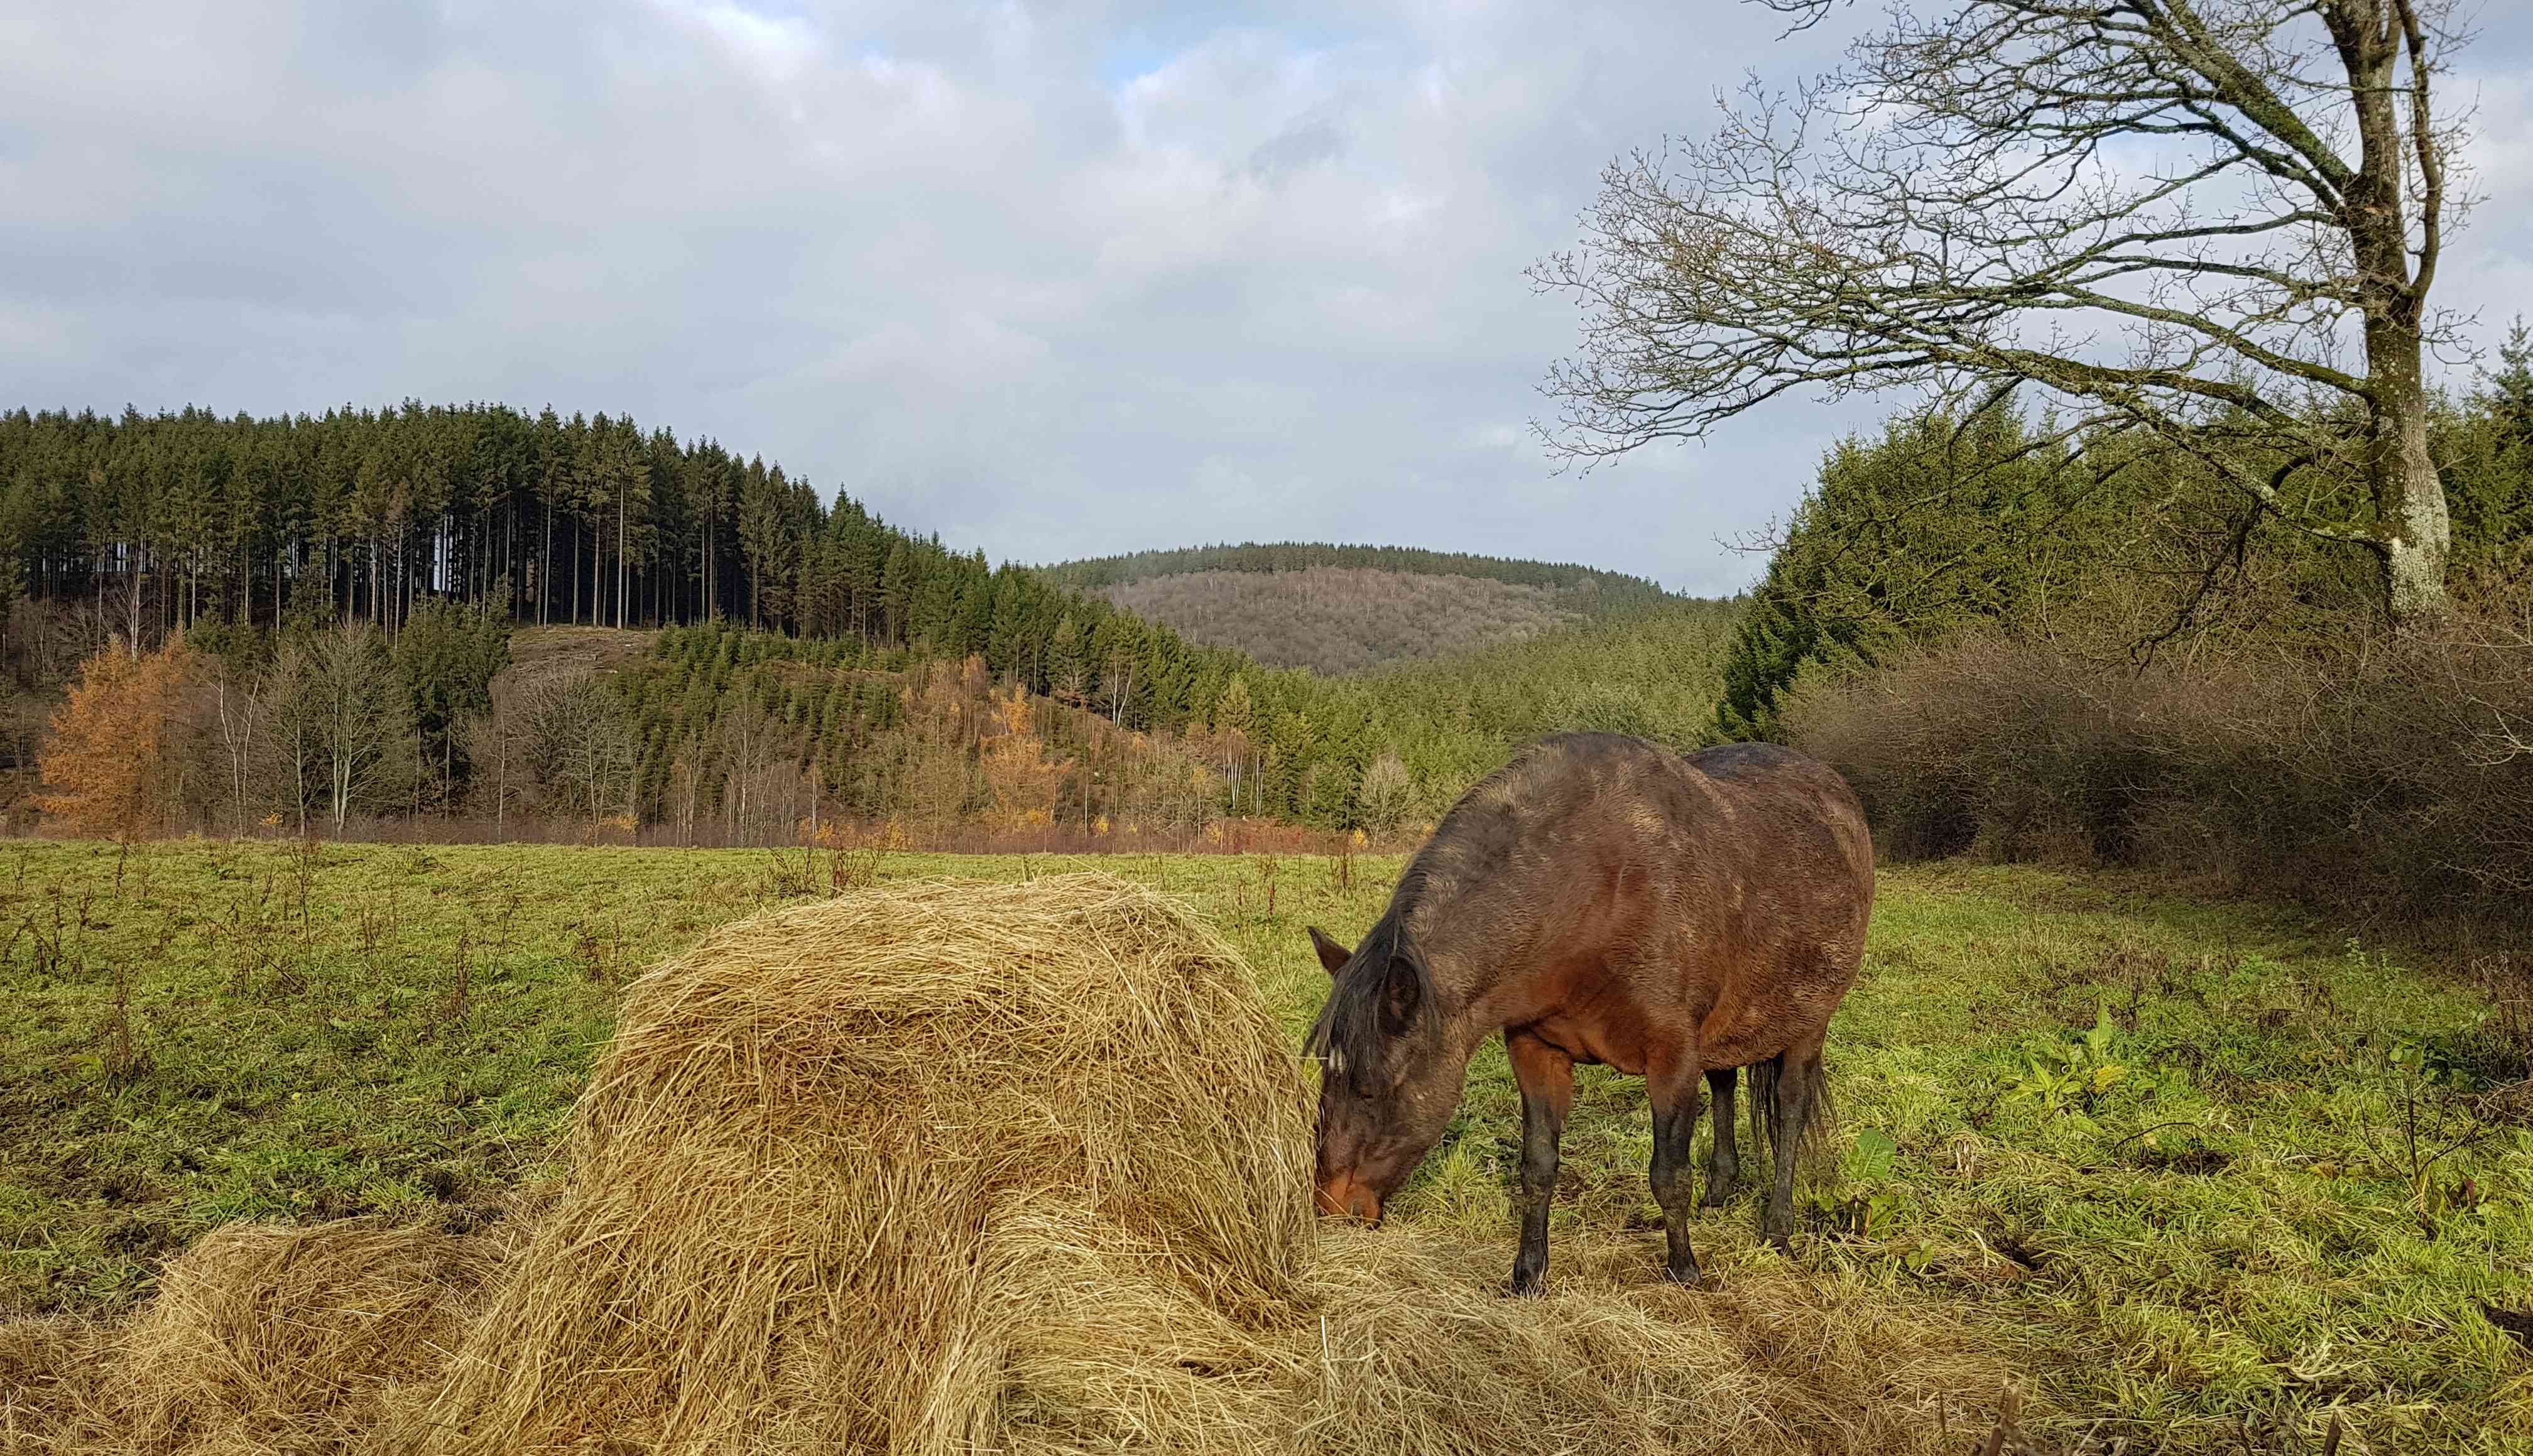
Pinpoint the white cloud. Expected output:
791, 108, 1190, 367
1, 1, 2526, 595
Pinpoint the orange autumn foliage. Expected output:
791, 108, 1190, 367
978, 683, 1070, 829
37, 638, 202, 841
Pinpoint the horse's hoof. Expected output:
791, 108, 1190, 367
1508, 1273, 1545, 1297
1662, 1260, 1704, 1287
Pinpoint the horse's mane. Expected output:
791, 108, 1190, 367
1305, 912, 1441, 1097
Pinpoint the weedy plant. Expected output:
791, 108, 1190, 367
2005, 1005, 2132, 1124
1800, 1126, 1910, 1245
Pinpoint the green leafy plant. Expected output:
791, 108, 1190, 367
1803, 1127, 1913, 1246
2007, 1006, 2130, 1124
2383, 1036, 2497, 1240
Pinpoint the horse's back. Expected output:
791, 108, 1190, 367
1658, 741, 1872, 1063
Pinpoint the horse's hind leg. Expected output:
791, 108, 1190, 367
1762, 1038, 1825, 1250
1702, 1067, 1740, 1208
1647, 1043, 1706, 1285
1506, 1031, 1574, 1296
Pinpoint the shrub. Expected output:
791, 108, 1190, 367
1785, 593, 2533, 933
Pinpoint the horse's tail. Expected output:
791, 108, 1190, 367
1747, 1050, 1836, 1170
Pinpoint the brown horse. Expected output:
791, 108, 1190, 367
1305, 733, 1873, 1293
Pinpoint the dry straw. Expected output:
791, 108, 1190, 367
5, 873, 2015, 1455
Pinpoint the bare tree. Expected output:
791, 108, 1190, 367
525, 669, 641, 835
212, 666, 265, 834
714, 696, 797, 845
465, 677, 535, 839
1535, 0, 2472, 624
312, 624, 417, 833
1356, 750, 1416, 837
257, 645, 324, 834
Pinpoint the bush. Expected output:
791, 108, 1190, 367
1784, 593, 2533, 933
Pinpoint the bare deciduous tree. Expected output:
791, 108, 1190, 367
257, 645, 324, 834
1535, 0, 2472, 623
312, 624, 417, 833
1356, 750, 1415, 836
212, 664, 265, 834
713, 696, 799, 845
465, 676, 535, 838
526, 669, 641, 835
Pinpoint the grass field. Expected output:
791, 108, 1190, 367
3, 840, 2529, 1452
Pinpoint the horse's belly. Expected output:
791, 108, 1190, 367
1525, 1014, 1650, 1076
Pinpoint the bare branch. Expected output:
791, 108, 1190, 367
1539, 0, 2471, 622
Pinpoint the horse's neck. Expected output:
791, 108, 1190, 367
1395, 876, 1520, 1048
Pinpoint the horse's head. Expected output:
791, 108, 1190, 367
1302, 921, 1462, 1224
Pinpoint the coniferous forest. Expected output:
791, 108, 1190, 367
0, 403, 1743, 844
0, 403, 1070, 648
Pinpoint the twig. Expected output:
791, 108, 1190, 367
1979, 1385, 2020, 1456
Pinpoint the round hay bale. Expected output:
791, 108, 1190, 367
392, 872, 1316, 1455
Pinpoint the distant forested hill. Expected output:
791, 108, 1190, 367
1043, 542, 1680, 674
1044, 541, 1667, 607
1100, 567, 1582, 674
1, 405, 1743, 841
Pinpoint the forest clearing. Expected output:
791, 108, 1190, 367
3, 839, 2527, 1453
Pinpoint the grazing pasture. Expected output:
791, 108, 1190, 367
2, 839, 2529, 1452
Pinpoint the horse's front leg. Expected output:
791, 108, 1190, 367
1506, 1031, 1573, 1296
1647, 1041, 1706, 1285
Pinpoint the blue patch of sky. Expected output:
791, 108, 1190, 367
1098, 9, 1368, 87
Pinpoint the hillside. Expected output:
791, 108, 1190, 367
3, 405, 1747, 843
1101, 566, 1582, 674
1039, 541, 1669, 606
1045, 541, 1684, 675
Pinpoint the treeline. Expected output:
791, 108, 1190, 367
36, 606, 509, 840
0, 399, 1294, 749
597, 599, 1742, 842
25, 594, 1745, 845
1716, 352, 2533, 742
1718, 342, 2533, 931
1040, 541, 1672, 612
0, 402, 1190, 660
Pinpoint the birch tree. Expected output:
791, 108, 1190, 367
312, 624, 416, 832
1535, 0, 2473, 624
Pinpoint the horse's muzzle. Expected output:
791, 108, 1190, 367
1315, 1173, 1383, 1224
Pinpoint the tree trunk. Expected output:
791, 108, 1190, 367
2340, 1, 2451, 625
2368, 357, 2451, 625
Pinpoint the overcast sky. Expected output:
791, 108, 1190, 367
6, 3, 2530, 594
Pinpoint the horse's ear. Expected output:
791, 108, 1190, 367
1378, 955, 1422, 1036
1307, 926, 1354, 976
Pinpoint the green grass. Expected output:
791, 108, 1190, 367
2, 841, 2528, 1451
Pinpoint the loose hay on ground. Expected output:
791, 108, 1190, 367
2, 1222, 508, 1456
11, 873, 2018, 1456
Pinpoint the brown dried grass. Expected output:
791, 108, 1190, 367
3, 1222, 508, 1456
8, 873, 2015, 1456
